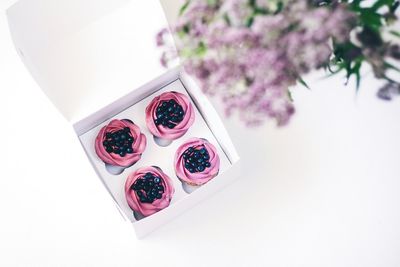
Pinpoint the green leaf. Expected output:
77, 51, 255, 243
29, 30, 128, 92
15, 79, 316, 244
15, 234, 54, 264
287, 89, 294, 102
254, 7, 269, 15
246, 16, 254, 27
359, 9, 383, 30
389, 30, 400, 38
179, 1, 190, 16
274, 1, 284, 14
223, 13, 231, 26
353, 61, 362, 91
349, 0, 363, 11
298, 77, 311, 90
384, 61, 400, 72
371, 0, 395, 11
195, 41, 207, 56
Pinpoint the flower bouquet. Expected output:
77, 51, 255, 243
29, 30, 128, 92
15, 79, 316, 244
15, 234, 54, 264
157, 0, 400, 126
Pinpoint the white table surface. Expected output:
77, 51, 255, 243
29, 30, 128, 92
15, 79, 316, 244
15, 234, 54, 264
1, 4, 400, 267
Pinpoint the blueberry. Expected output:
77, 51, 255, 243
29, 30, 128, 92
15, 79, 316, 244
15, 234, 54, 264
119, 151, 126, 157
106, 146, 113, 153
204, 154, 210, 160
167, 123, 175, 129
205, 162, 211, 167
197, 165, 205, 172
126, 147, 133, 154
198, 158, 204, 163
153, 177, 160, 183
156, 194, 162, 199
120, 134, 126, 140
145, 173, 152, 178
189, 168, 195, 173
136, 184, 143, 191
157, 185, 164, 192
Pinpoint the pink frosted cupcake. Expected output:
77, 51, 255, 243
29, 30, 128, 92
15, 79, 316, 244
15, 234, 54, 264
95, 119, 147, 175
125, 166, 175, 219
145, 91, 195, 146
174, 138, 220, 193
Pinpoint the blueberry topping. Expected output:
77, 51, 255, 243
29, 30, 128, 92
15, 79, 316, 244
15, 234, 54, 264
131, 172, 165, 204
103, 127, 135, 157
197, 165, 205, 172
154, 99, 185, 129
182, 145, 211, 173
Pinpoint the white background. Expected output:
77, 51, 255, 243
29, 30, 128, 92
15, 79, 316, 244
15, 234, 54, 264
1, 1, 400, 266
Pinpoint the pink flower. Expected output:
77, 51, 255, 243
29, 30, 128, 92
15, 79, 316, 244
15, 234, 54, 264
158, 0, 357, 126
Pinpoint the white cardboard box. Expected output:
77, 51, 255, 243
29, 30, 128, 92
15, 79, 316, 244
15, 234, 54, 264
7, 0, 241, 237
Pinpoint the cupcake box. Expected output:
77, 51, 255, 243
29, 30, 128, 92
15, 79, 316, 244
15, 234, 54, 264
7, 0, 241, 237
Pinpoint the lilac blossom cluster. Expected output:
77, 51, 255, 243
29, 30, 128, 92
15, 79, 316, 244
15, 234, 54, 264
158, 0, 356, 126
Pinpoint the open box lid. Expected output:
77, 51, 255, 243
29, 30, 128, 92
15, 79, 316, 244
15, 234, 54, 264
7, 0, 175, 123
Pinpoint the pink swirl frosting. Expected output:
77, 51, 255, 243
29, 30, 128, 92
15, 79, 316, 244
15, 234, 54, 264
125, 166, 175, 217
95, 119, 147, 167
174, 138, 220, 186
145, 91, 195, 140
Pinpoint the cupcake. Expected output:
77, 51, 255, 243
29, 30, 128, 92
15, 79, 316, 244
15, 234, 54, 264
174, 138, 220, 193
95, 119, 147, 175
145, 91, 195, 146
125, 166, 175, 219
